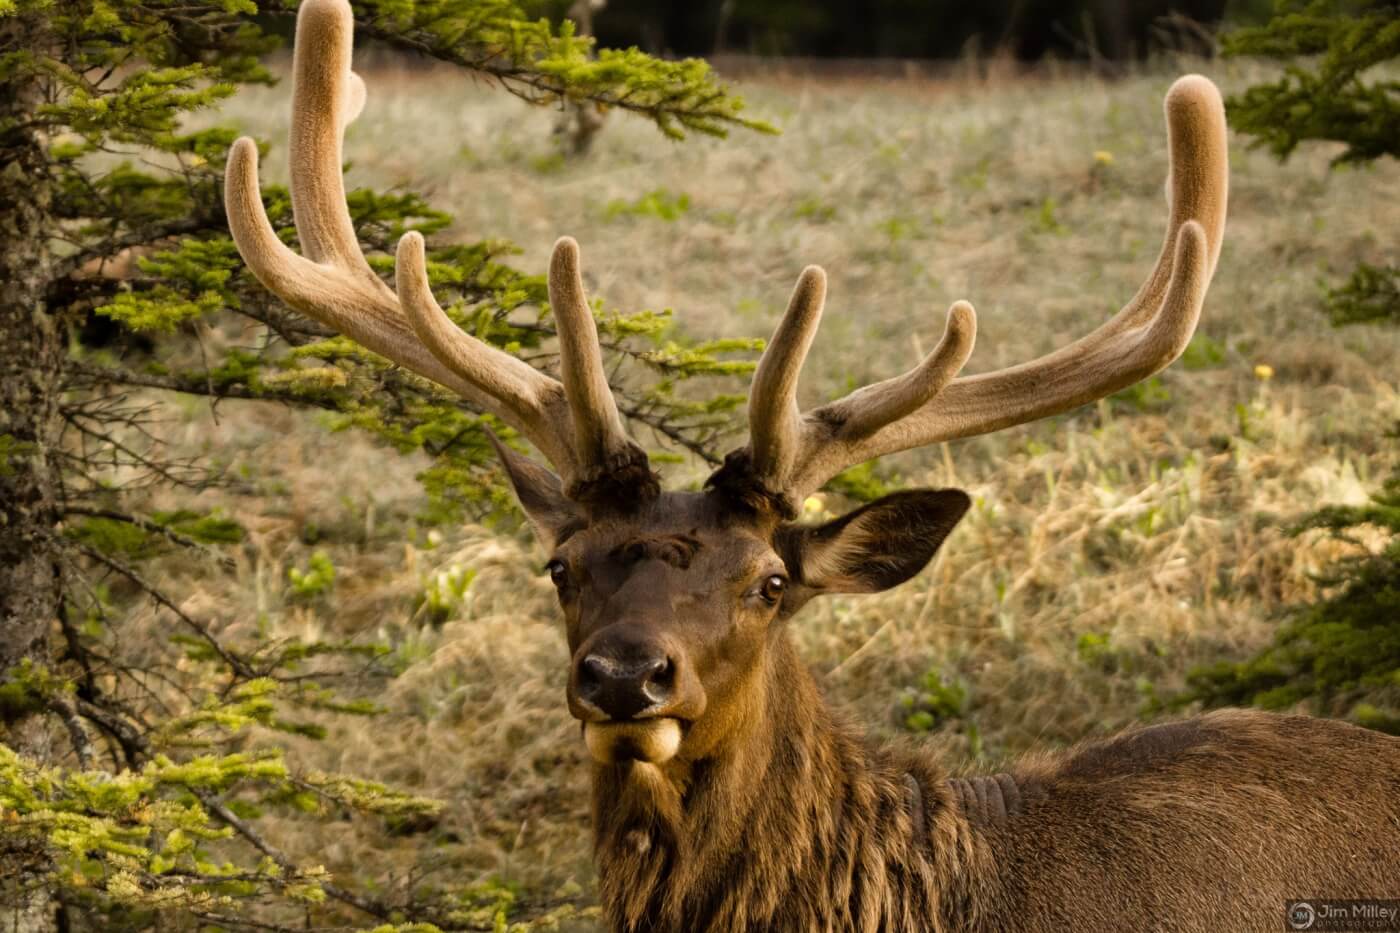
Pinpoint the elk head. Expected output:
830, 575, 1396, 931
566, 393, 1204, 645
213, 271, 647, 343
225, 0, 1227, 769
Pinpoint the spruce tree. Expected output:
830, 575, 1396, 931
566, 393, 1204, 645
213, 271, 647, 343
0, 1, 767, 928
1223, 0, 1398, 324
1184, 466, 1400, 733
1182, 0, 1399, 733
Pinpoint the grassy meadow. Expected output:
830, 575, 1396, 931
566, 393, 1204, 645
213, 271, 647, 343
149, 57, 1400, 920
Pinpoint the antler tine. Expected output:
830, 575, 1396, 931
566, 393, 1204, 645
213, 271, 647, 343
747, 266, 827, 487
1092, 74, 1228, 339
226, 139, 508, 419
548, 238, 648, 488
395, 234, 578, 471
826, 300, 977, 439
286, 0, 365, 270
728, 74, 1227, 508
225, 0, 623, 481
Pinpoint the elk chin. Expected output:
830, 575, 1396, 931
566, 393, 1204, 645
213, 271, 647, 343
584, 718, 682, 765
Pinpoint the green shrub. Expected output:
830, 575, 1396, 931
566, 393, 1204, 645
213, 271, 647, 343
1180, 0, 1400, 734
1224, 0, 1399, 325
1183, 464, 1400, 732
287, 550, 337, 601
603, 188, 693, 221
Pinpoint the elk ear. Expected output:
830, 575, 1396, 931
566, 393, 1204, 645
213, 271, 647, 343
782, 489, 970, 595
487, 432, 585, 547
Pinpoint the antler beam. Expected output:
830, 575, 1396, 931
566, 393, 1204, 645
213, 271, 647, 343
733, 74, 1228, 514
224, 0, 645, 493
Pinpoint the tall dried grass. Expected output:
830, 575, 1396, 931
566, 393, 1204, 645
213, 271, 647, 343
143, 59, 1399, 919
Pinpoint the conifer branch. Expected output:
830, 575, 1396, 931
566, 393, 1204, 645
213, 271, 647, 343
48, 694, 97, 771
67, 539, 257, 680
63, 506, 237, 568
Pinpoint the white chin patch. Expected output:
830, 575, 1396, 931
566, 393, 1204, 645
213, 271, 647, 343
584, 718, 682, 764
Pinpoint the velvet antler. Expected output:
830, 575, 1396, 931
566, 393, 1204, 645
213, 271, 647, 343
724, 75, 1227, 515
224, 0, 648, 496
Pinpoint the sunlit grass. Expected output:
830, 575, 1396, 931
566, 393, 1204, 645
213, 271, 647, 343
144, 58, 1400, 920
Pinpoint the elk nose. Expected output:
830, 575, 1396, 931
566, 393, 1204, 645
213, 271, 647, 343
576, 652, 674, 720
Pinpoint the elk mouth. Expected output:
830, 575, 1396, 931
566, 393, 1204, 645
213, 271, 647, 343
584, 717, 683, 765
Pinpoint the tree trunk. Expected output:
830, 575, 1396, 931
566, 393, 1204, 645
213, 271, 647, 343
0, 17, 64, 933
0, 51, 61, 693
0, 152, 61, 689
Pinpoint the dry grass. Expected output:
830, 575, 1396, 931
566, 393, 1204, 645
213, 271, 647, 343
140, 58, 1399, 919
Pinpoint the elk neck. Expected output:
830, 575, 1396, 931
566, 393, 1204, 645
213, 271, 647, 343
590, 629, 989, 933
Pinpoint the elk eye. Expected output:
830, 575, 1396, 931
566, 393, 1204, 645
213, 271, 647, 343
545, 559, 569, 589
759, 574, 787, 605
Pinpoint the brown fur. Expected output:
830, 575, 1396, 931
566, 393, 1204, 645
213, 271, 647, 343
501, 484, 1400, 933
595, 630, 1400, 932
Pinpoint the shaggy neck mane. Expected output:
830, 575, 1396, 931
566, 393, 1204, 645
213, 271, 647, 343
590, 634, 985, 933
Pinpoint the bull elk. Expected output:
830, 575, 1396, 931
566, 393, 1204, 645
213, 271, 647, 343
225, 1, 1400, 929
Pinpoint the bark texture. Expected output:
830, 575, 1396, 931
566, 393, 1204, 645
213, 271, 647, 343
0, 18, 61, 691
0, 12, 64, 932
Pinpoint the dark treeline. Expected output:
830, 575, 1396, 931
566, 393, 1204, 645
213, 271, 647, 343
567, 0, 1277, 62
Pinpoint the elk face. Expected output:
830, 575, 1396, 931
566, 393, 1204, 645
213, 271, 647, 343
496, 440, 971, 766
221, 0, 1226, 767
537, 490, 780, 766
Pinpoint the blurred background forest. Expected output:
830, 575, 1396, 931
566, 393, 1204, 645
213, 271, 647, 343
538, 0, 1252, 61
1, 0, 1396, 930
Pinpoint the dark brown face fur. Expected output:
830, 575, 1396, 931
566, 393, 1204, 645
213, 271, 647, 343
548, 491, 785, 763
492, 440, 971, 768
